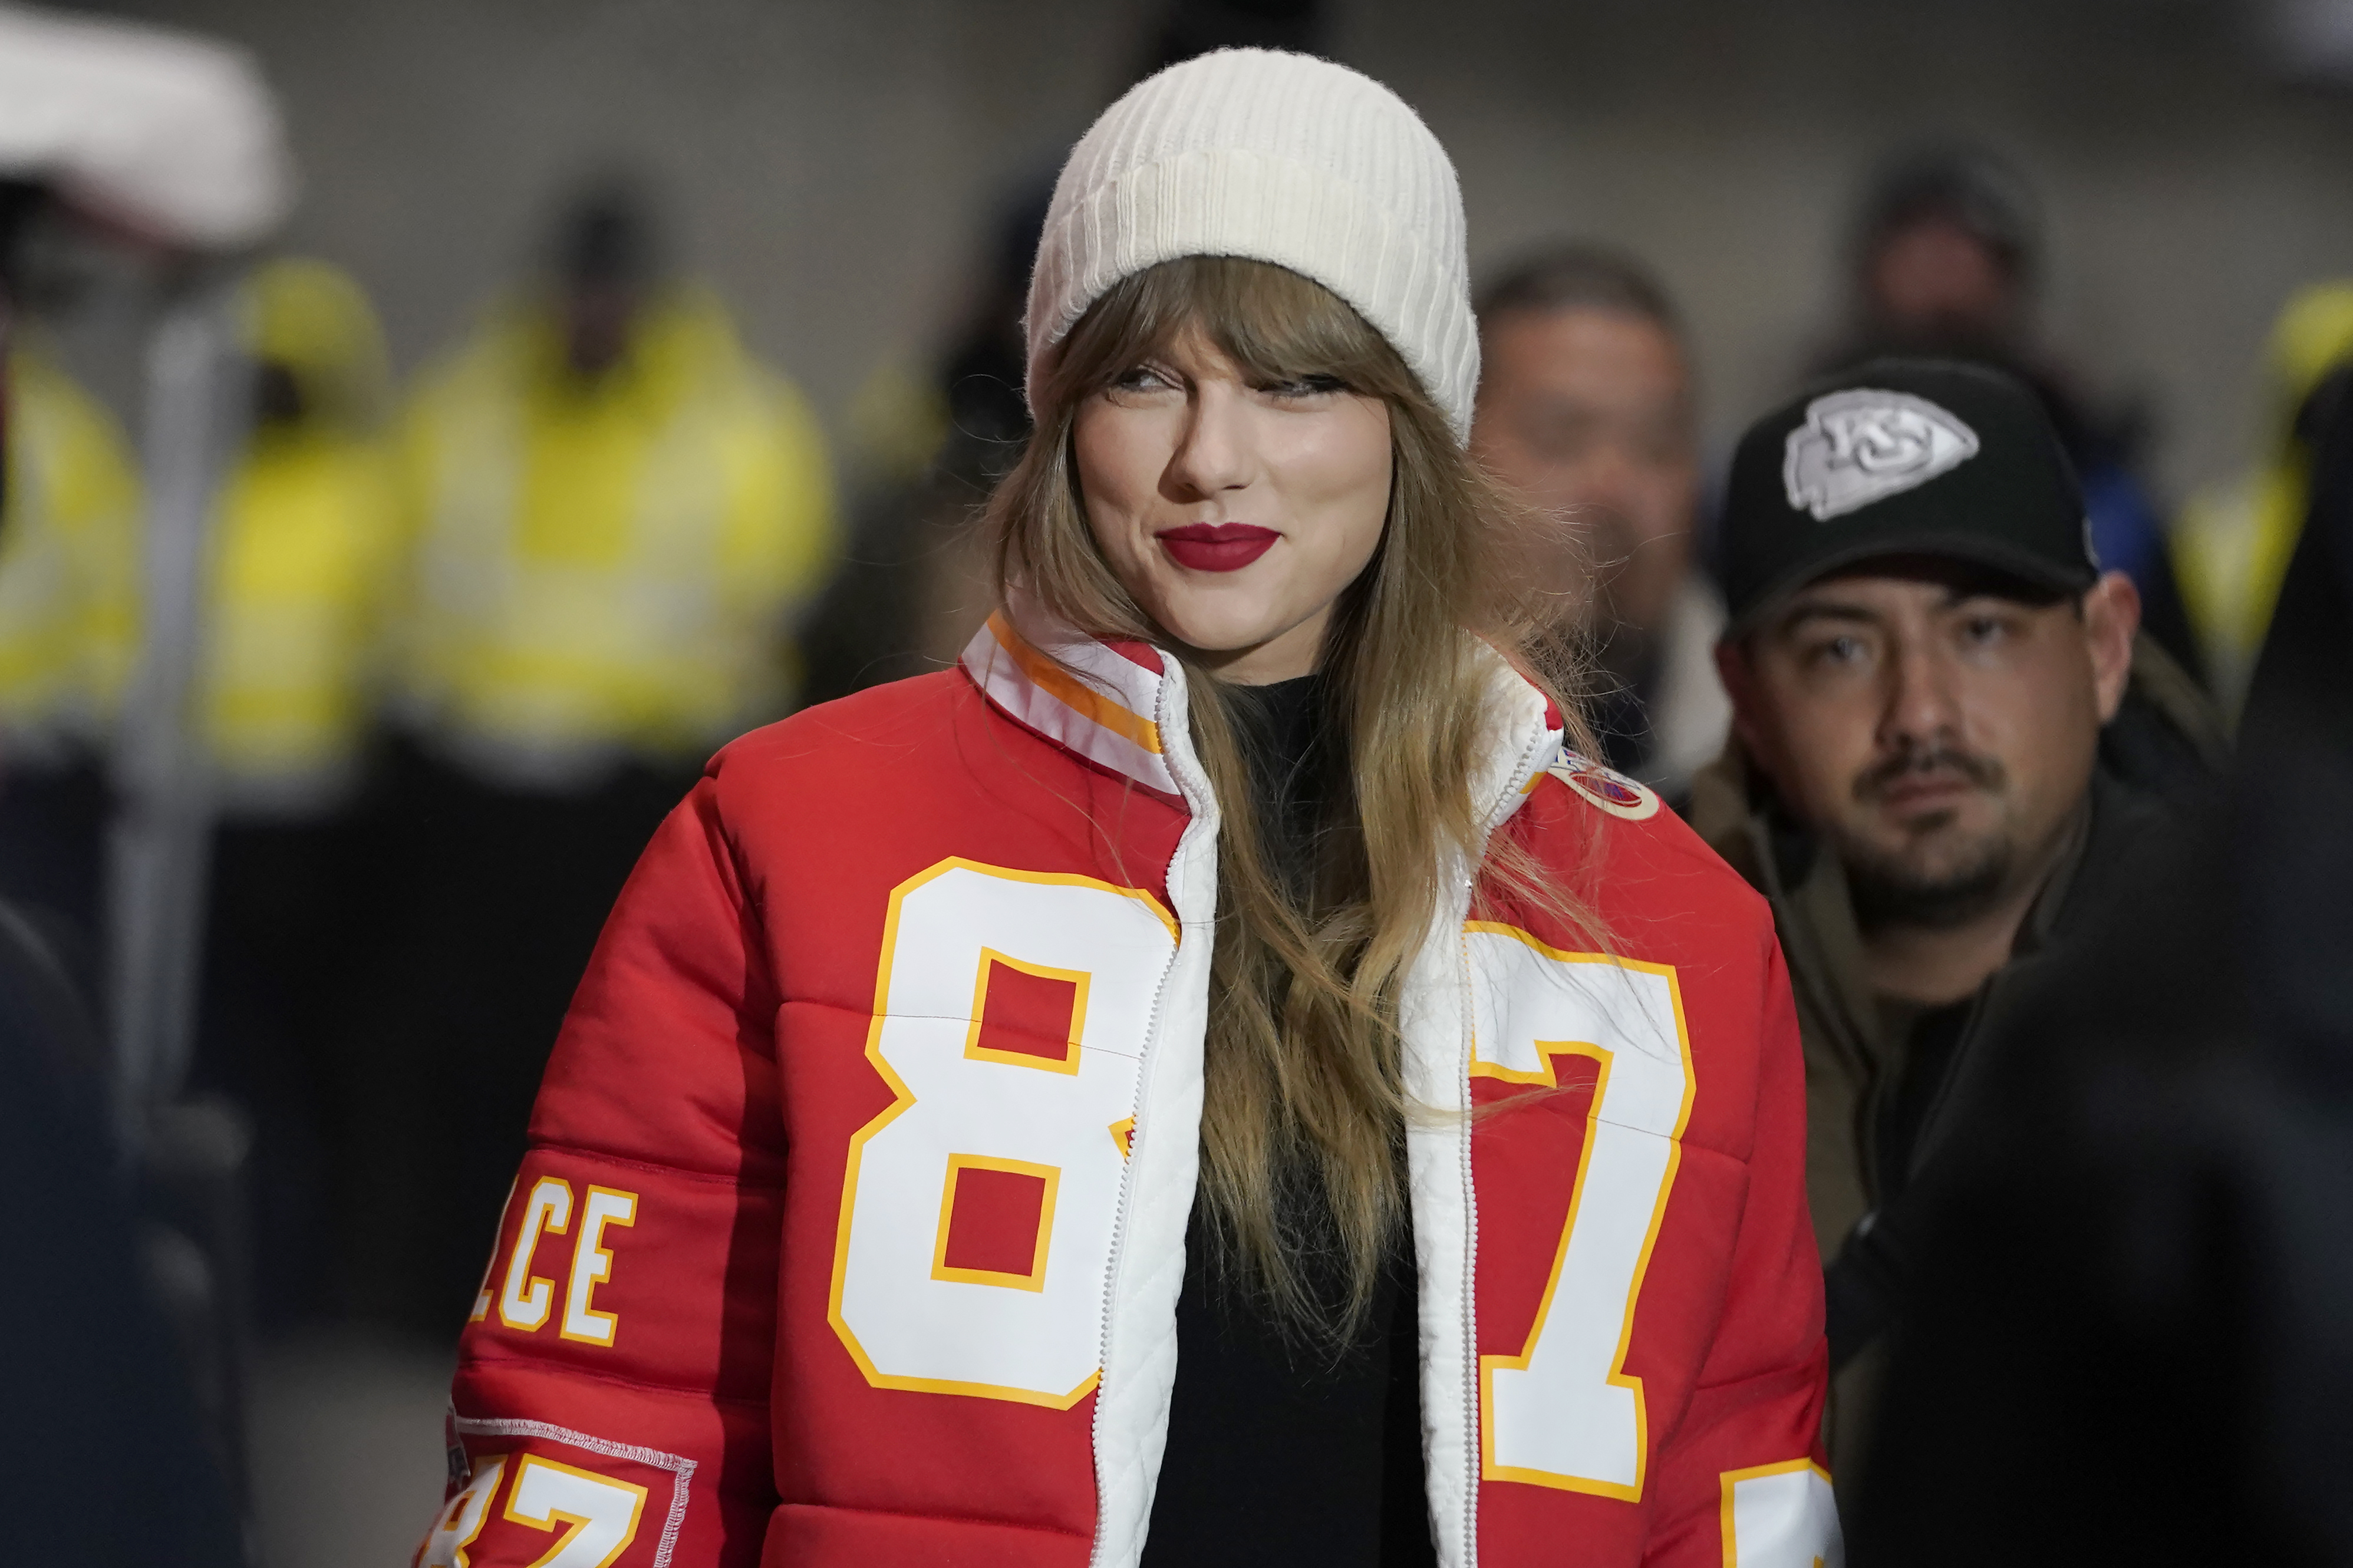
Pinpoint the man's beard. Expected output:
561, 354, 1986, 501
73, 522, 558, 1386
1835, 744, 2015, 931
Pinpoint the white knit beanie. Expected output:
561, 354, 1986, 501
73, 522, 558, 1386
1025, 48, 1478, 444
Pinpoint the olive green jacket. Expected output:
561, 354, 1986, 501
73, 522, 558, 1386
1683, 636, 2226, 1479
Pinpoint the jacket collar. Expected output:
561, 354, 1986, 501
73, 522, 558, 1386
960, 606, 1182, 799
1691, 738, 1884, 1069
958, 598, 1562, 830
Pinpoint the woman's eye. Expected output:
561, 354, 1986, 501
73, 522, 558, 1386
1261, 373, 1348, 400
1110, 364, 1177, 394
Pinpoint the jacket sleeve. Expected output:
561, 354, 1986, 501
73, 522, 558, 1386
1644, 938, 1839, 1568
416, 775, 783, 1568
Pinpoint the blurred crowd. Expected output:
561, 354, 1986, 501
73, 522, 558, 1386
5, 181, 839, 1333
6, 0, 2353, 1560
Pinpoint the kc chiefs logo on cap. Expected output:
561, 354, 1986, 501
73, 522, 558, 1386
1781, 388, 1981, 521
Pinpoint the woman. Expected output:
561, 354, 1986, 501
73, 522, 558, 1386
418, 49, 1830, 1568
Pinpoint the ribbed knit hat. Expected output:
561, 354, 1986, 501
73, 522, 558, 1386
1026, 48, 1478, 443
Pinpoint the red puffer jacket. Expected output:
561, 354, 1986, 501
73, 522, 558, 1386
416, 607, 1834, 1568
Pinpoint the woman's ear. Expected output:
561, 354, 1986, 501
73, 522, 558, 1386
2082, 570, 2141, 724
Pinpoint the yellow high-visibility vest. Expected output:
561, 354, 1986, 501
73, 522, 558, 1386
0, 349, 141, 761
393, 287, 838, 784
2173, 281, 2353, 716
201, 427, 398, 806
200, 258, 401, 810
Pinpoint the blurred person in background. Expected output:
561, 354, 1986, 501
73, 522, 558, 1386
418, 51, 1832, 1568
0, 179, 140, 962
1689, 359, 2225, 1491
360, 181, 838, 1335
1819, 145, 2203, 676
1850, 352, 2353, 1568
0, 5, 294, 1548
192, 255, 401, 1330
0, 170, 241, 1567
803, 177, 1050, 701
1471, 245, 1730, 800
2170, 280, 2353, 717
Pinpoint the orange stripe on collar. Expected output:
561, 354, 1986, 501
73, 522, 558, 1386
987, 613, 1165, 756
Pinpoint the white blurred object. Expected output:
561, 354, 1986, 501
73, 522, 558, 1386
0, 5, 296, 1128
0, 2, 294, 248
111, 285, 245, 1123
2261, 0, 2353, 84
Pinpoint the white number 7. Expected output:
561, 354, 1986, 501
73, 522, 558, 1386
1466, 923, 1696, 1502
502, 1455, 647, 1568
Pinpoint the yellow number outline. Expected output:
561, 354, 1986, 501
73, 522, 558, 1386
826, 857, 1175, 1408
1467, 920, 1697, 1503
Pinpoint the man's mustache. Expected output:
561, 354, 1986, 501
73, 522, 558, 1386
1853, 744, 2005, 803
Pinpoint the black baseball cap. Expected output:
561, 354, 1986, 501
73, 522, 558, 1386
1718, 358, 2097, 629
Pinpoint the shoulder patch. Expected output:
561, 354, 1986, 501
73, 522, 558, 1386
1547, 752, 1661, 821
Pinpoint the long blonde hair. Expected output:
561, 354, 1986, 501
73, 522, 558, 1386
989, 256, 1597, 1338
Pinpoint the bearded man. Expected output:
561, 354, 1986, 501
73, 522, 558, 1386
1689, 359, 2224, 1486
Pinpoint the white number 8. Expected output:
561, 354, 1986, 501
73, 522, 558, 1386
828, 859, 1178, 1407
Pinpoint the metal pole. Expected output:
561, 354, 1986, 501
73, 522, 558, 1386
110, 268, 245, 1146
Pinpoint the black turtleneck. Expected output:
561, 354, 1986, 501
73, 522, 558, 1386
1139, 674, 1435, 1568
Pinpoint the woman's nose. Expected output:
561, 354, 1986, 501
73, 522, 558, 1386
1162, 379, 1255, 500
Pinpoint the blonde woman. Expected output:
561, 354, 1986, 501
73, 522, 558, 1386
418, 49, 1831, 1568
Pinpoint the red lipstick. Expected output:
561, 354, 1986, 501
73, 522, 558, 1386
1155, 522, 1280, 572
